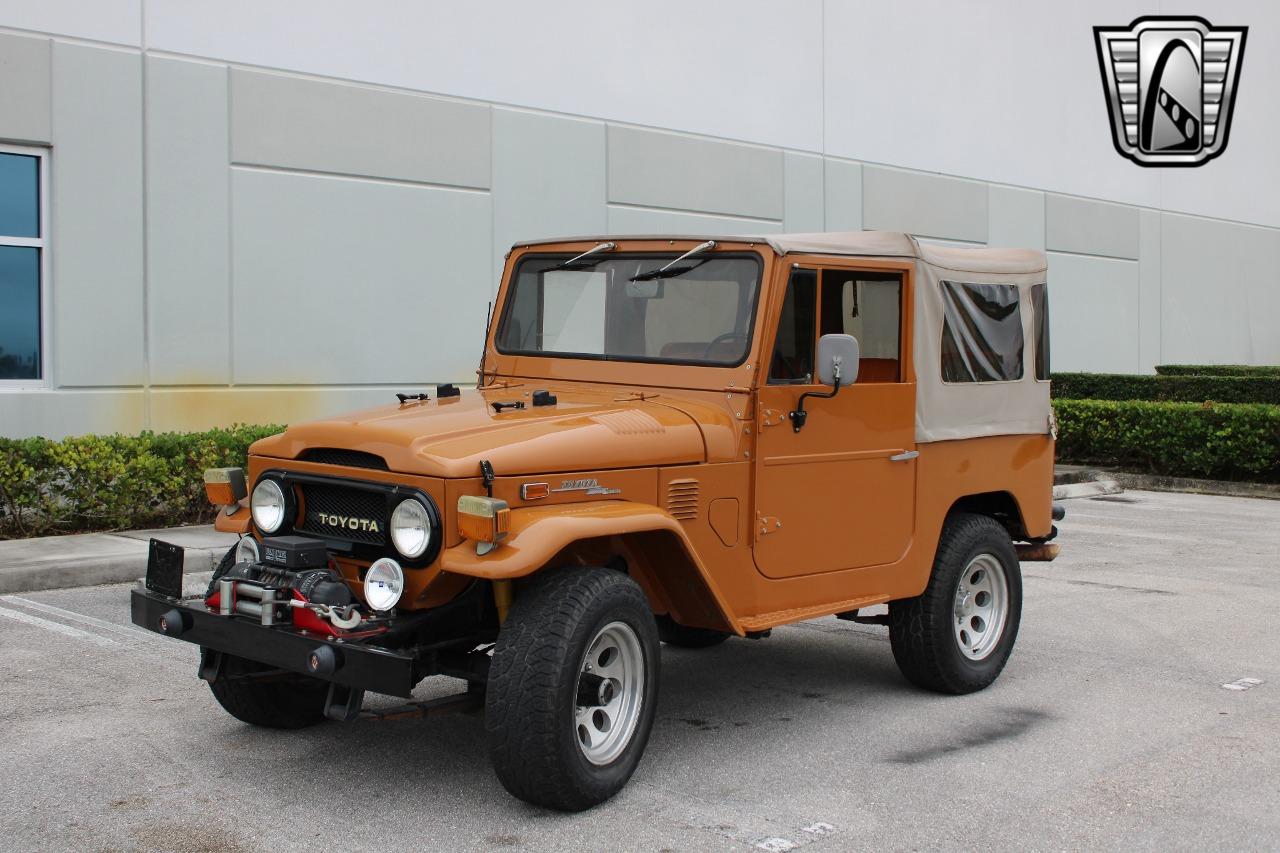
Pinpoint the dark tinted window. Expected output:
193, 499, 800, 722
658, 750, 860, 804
940, 281, 1023, 382
0, 153, 39, 238
1030, 283, 1049, 381
768, 269, 816, 384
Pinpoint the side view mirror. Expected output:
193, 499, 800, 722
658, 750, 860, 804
791, 334, 860, 432
816, 333, 860, 387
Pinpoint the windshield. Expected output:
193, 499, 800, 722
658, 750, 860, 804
495, 252, 762, 366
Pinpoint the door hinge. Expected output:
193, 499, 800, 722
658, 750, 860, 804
759, 408, 785, 429
755, 512, 782, 541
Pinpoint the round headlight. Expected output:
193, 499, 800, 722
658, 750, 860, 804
250, 478, 287, 534
390, 498, 432, 559
364, 557, 404, 612
234, 535, 260, 565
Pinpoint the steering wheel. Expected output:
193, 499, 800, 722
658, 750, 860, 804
702, 332, 748, 360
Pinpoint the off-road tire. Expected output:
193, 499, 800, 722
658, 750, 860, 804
205, 543, 238, 597
889, 512, 1022, 694
656, 614, 729, 648
485, 567, 660, 811
207, 653, 329, 729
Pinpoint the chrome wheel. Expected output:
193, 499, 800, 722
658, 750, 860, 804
953, 553, 1009, 661
575, 621, 645, 766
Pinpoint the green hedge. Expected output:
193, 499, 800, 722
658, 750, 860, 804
1052, 372, 1280, 405
0, 425, 283, 539
1156, 364, 1280, 378
1053, 399, 1280, 482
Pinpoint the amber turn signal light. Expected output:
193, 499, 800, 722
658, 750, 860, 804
457, 495, 511, 555
204, 467, 247, 506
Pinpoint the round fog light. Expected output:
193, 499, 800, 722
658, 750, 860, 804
390, 498, 431, 559
363, 558, 404, 612
234, 535, 260, 565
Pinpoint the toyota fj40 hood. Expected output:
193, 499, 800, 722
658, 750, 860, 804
250, 387, 718, 478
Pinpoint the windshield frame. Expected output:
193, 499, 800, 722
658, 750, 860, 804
493, 250, 765, 369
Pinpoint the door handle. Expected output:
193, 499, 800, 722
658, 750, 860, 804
889, 450, 919, 462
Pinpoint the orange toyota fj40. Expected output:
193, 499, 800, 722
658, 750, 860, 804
132, 231, 1062, 810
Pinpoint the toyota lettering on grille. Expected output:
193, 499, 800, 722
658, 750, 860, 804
313, 512, 381, 533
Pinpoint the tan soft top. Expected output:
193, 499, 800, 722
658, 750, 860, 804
512, 231, 1051, 444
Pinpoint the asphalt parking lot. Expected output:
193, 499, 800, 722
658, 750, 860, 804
1, 489, 1276, 852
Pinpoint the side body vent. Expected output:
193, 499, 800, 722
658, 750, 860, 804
299, 448, 389, 470
666, 478, 700, 521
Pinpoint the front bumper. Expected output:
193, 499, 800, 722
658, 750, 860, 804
130, 587, 418, 697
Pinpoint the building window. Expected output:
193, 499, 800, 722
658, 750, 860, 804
0, 145, 47, 384
940, 280, 1024, 383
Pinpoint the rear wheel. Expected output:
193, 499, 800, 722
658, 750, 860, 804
207, 654, 329, 729
889, 512, 1022, 694
485, 567, 659, 811
656, 615, 729, 648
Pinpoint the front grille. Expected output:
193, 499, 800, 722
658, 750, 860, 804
300, 448, 389, 470
297, 481, 387, 545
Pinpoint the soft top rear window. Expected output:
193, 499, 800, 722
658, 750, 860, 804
496, 252, 762, 366
940, 280, 1024, 383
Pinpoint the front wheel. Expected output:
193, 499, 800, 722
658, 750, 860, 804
889, 512, 1022, 694
485, 567, 660, 811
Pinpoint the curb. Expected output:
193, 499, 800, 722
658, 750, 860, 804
1109, 471, 1280, 501
0, 528, 236, 595
1052, 479, 1123, 500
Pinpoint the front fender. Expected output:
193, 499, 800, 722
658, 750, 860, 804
439, 500, 741, 633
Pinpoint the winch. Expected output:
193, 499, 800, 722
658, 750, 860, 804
206, 535, 364, 631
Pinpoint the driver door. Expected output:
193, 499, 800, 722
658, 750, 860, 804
752, 261, 917, 579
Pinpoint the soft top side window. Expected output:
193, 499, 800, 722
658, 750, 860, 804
1030, 282, 1049, 381
939, 280, 1024, 383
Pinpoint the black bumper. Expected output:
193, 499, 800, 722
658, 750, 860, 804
130, 587, 418, 698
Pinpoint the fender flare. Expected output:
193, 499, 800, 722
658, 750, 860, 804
439, 500, 742, 634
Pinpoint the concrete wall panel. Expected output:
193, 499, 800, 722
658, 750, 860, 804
146, 57, 231, 385
862, 166, 987, 243
145, 0, 824, 153
783, 152, 824, 233
0, 390, 145, 439
822, 158, 862, 232
1137, 209, 1162, 372
606, 205, 781, 237
1047, 252, 1140, 374
1160, 214, 1280, 366
492, 109, 606, 292
50, 43, 145, 387
989, 186, 1044, 250
149, 387, 403, 433
1046, 194, 1139, 260
230, 69, 491, 188
0, 0, 140, 45
231, 169, 490, 385
607, 126, 783, 221
0, 33, 51, 144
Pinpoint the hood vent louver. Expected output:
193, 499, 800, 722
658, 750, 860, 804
299, 448, 389, 471
666, 478, 700, 522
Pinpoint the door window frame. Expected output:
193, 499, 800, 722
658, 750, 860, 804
0, 142, 50, 389
763, 257, 915, 388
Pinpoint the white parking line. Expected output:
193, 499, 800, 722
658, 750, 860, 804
0, 604, 121, 648
0, 594, 159, 643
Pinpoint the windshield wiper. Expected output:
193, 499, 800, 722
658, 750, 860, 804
541, 241, 616, 272
629, 240, 717, 281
